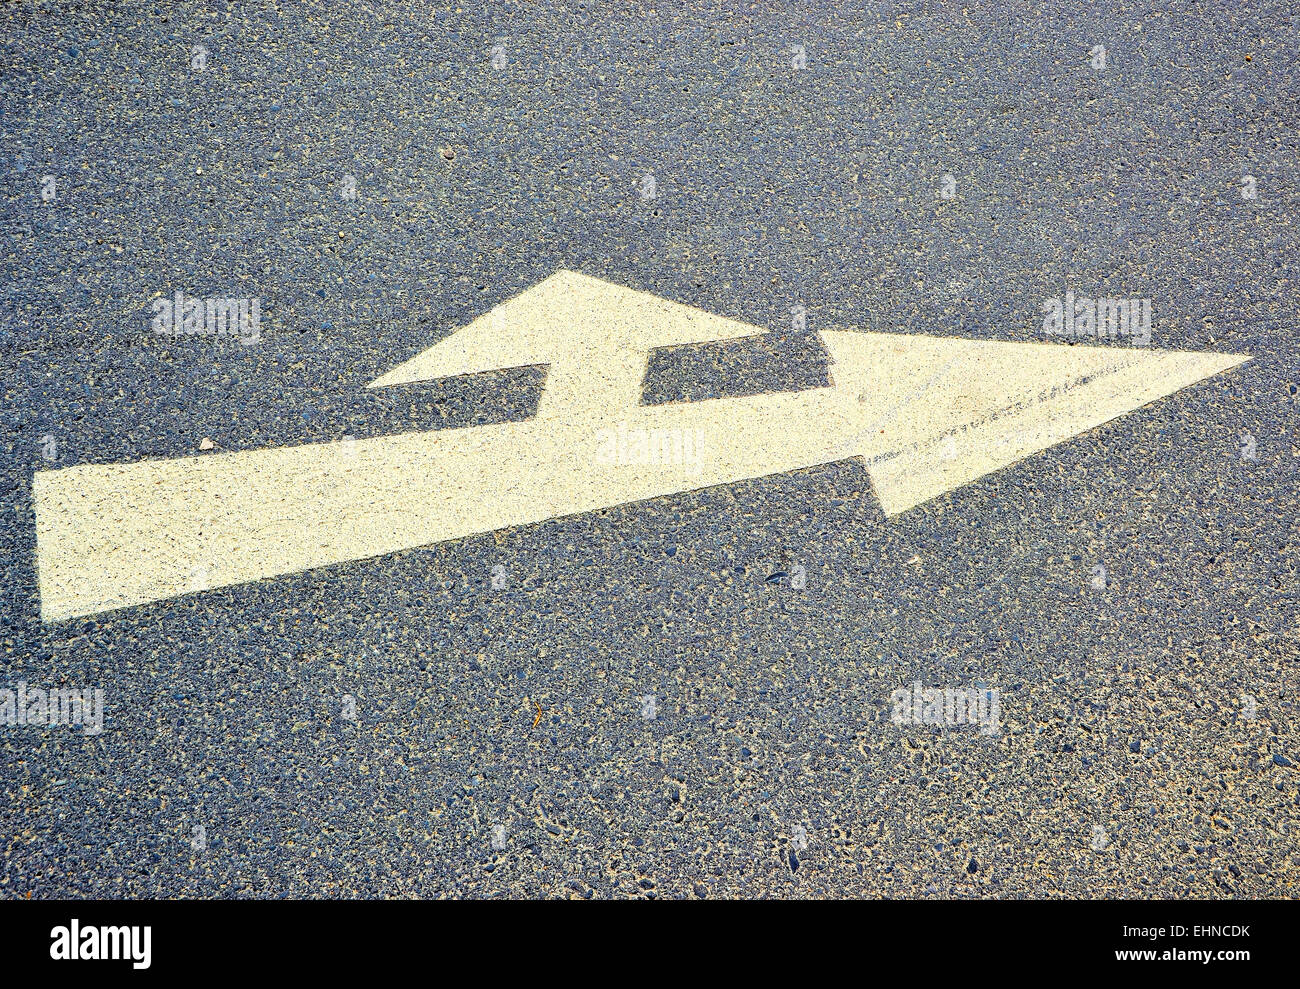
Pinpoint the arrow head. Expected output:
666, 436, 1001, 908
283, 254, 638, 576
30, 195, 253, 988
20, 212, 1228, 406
821, 330, 1250, 515
367, 271, 767, 406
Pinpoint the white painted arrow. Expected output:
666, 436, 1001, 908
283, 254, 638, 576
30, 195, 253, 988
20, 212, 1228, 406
32, 271, 1247, 621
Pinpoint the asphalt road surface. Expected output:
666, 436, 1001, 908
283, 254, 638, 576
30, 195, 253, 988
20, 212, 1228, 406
2, 1, 1297, 898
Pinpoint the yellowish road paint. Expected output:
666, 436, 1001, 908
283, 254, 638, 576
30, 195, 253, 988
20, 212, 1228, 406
32, 271, 1248, 621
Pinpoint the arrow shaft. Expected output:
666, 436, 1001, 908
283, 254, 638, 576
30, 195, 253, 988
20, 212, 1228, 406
33, 388, 857, 620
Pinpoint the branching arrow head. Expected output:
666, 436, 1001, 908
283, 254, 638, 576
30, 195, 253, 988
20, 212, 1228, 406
368, 270, 767, 417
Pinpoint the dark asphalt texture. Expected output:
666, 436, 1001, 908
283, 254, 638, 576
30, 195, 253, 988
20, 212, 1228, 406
2, 2, 1298, 897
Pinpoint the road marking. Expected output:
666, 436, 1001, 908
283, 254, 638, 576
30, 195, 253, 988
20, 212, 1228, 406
32, 270, 1248, 621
